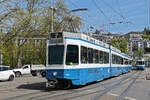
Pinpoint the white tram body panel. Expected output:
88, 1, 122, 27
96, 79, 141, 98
46, 32, 132, 88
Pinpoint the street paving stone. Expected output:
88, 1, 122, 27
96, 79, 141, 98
0, 70, 150, 100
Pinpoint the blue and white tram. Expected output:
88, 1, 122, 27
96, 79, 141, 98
135, 59, 145, 70
46, 32, 132, 88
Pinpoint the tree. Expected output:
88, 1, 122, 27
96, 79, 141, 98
111, 38, 128, 53
0, 0, 83, 67
2, 40, 18, 67
137, 49, 144, 59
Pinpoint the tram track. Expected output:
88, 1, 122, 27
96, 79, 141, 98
63, 71, 139, 100
44, 71, 138, 100
25, 71, 137, 100
93, 71, 141, 100
3, 71, 137, 100
118, 71, 142, 100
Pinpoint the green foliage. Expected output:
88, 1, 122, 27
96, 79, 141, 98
142, 34, 150, 40
2, 41, 18, 67
137, 49, 144, 58
20, 41, 46, 65
111, 38, 128, 53
2, 40, 46, 67
0, 0, 82, 67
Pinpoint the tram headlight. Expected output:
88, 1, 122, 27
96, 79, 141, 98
53, 72, 57, 76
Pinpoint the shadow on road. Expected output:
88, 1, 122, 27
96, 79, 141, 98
16, 82, 80, 92
16, 76, 121, 92
16, 72, 131, 92
17, 82, 48, 91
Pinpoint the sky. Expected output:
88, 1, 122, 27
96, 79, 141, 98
63, 0, 149, 34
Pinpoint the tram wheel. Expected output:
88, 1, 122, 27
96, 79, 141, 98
62, 80, 71, 89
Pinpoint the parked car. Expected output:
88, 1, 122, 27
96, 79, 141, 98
0, 65, 15, 81
13, 64, 46, 77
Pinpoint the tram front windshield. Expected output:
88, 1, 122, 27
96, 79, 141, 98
136, 61, 145, 65
48, 45, 64, 65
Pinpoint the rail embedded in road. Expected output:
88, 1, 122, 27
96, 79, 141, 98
146, 67, 150, 80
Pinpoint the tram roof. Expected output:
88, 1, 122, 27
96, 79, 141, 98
49, 31, 132, 59
136, 59, 145, 61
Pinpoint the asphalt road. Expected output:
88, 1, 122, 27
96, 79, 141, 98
0, 70, 150, 100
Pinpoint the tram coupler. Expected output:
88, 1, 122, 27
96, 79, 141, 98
46, 79, 58, 89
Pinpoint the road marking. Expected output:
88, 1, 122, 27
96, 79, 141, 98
124, 96, 137, 100
108, 92, 119, 96
108, 92, 137, 100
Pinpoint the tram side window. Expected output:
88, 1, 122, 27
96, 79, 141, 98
116, 56, 118, 64
121, 57, 124, 65
127, 60, 130, 65
115, 55, 118, 64
112, 55, 117, 64
129, 60, 132, 65
112, 54, 115, 64
95, 50, 99, 63
99, 51, 104, 64
66, 45, 79, 65
81, 46, 87, 64
115, 55, 117, 64
93, 49, 99, 64
116, 56, 119, 64
124, 59, 128, 65
112, 55, 124, 65
88, 48, 93, 63
117, 56, 121, 64
93, 50, 96, 63
104, 52, 109, 64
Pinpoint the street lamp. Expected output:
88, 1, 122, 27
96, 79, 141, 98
70, 8, 88, 13
55, 8, 88, 32
69, 8, 88, 32
50, 7, 57, 33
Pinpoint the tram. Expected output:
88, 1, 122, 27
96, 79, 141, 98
135, 59, 145, 70
46, 32, 132, 89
